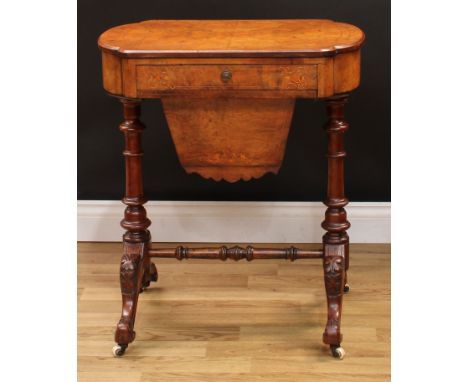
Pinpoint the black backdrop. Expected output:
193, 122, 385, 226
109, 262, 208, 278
78, 0, 390, 201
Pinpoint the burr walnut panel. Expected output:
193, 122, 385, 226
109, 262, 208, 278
98, 19, 364, 58
162, 97, 295, 182
102, 55, 359, 99
135, 64, 318, 96
98, 20, 362, 182
99, 20, 363, 99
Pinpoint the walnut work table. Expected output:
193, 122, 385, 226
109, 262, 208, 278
98, 19, 365, 360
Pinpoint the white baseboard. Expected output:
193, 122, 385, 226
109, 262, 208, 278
77, 201, 390, 243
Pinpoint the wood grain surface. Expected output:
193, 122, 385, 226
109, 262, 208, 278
162, 97, 295, 182
78, 242, 390, 382
136, 63, 317, 93
98, 19, 364, 58
99, 20, 363, 98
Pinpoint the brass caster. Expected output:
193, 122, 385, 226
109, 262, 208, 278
112, 344, 127, 357
331, 345, 345, 360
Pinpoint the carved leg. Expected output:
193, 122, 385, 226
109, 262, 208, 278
113, 98, 152, 357
114, 241, 147, 356
323, 244, 346, 358
322, 95, 350, 359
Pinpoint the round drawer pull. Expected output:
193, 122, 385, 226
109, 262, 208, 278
221, 70, 232, 82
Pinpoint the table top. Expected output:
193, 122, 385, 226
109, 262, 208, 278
98, 19, 364, 58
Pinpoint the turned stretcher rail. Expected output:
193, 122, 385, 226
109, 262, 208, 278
148, 245, 323, 261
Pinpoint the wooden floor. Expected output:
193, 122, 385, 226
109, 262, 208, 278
78, 243, 390, 382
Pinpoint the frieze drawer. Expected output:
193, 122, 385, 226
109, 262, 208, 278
135, 64, 318, 95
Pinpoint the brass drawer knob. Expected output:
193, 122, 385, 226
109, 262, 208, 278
221, 69, 232, 82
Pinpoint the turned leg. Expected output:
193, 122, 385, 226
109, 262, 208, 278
322, 95, 350, 359
113, 98, 154, 357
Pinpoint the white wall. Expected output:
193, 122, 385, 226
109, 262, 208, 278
78, 201, 390, 243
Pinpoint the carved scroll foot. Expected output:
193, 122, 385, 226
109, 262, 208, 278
323, 244, 346, 348
114, 241, 147, 353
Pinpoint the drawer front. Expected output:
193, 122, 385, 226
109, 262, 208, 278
135, 64, 317, 94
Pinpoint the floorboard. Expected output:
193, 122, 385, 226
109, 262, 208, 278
78, 242, 390, 382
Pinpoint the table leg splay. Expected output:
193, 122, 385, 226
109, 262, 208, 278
111, 95, 351, 359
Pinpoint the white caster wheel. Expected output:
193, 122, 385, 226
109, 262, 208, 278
331, 346, 345, 360
344, 283, 350, 293
112, 344, 126, 357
